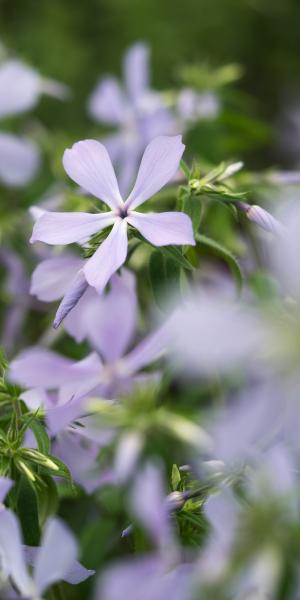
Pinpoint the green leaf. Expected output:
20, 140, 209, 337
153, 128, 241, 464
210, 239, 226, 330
196, 233, 243, 292
36, 476, 59, 526
171, 464, 181, 491
16, 475, 40, 545
29, 419, 50, 455
134, 230, 194, 271
148, 251, 181, 308
180, 190, 202, 235
180, 159, 190, 179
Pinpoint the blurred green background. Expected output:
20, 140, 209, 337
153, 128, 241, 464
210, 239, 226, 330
1, 0, 300, 168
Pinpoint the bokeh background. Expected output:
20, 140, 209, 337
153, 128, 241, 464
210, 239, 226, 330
1, 0, 300, 168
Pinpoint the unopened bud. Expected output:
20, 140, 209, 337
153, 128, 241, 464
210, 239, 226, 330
218, 161, 244, 182
53, 269, 88, 329
237, 202, 284, 236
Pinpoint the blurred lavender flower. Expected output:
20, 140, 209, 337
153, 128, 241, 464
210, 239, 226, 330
0, 57, 68, 187
31, 135, 195, 294
96, 556, 193, 600
10, 269, 167, 409
177, 88, 220, 124
0, 510, 93, 599
88, 43, 175, 195
0, 248, 30, 354
167, 289, 267, 376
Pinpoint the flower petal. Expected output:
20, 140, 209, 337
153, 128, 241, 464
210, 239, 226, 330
0, 60, 40, 119
30, 210, 115, 245
84, 219, 128, 293
30, 255, 83, 302
34, 518, 78, 594
123, 43, 150, 101
88, 77, 128, 125
87, 269, 137, 361
0, 133, 40, 187
124, 136, 185, 210
127, 211, 195, 246
123, 322, 169, 375
63, 139, 123, 209
0, 509, 33, 597
9, 347, 76, 388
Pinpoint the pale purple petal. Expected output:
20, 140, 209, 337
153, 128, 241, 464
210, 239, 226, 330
114, 432, 143, 483
47, 399, 85, 435
0, 477, 12, 503
58, 352, 102, 404
53, 431, 106, 493
30, 210, 115, 245
9, 347, 76, 388
24, 545, 94, 585
97, 556, 192, 600
0, 133, 40, 187
84, 219, 128, 293
20, 388, 48, 411
127, 211, 195, 246
34, 518, 78, 594
122, 323, 169, 375
87, 269, 137, 361
0, 509, 33, 597
63, 287, 98, 342
88, 77, 128, 125
130, 463, 169, 547
124, 136, 185, 210
53, 269, 88, 328
30, 255, 83, 302
63, 140, 123, 209
124, 43, 150, 101
0, 59, 40, 118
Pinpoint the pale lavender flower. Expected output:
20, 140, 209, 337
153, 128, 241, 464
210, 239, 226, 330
30, 135, 195, 294
0, 58, 68, 187
0, 248, 30, 354
0, 510, 93, 599
167, 289, 267, 376
88, 43, 175, 195
177, 88, 220, 124
96, 556, 193, 600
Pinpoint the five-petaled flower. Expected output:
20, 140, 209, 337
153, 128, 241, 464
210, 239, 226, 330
30, 135, 195, 294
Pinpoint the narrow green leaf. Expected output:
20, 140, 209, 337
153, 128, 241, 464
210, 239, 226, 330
29, 419, 50, 455
16, 475, 40, 545
171, 464, 181, 491
148, 251, 181, 308
196, 233, 243, 291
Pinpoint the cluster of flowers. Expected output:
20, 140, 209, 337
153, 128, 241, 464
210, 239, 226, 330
2, 40, 300, 600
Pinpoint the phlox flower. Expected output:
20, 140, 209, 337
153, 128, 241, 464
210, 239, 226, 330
30, 135, 195, 294
0, 57, 68, 187
88, 42, 175, 195
10, 268, 167, 411
0, 509, 93, 599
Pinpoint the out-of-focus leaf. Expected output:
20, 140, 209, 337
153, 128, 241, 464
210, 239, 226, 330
148, 250, 181, 308
196, 232, 243, 291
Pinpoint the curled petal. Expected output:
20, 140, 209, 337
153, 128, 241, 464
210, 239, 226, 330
84, 219, 128, 293
124, 136, 185, 210
127, 211, 195, 246
30, 210, 115, 245
53, 269, 89, 329
63, 139, 123, 209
